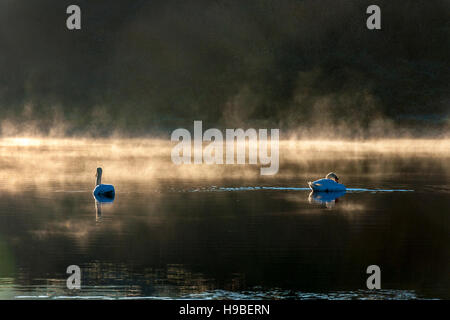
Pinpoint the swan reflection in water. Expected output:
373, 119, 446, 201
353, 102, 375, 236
94, 193, 115, 221
308, 190, 346, 209
93, 167, 115, 221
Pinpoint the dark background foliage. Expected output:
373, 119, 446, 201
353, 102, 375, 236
0, 0, 448, 136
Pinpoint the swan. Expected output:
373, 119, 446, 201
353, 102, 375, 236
308, 172, 346, 192
93, 167, 115, 200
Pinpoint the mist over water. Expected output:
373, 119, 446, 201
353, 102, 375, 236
0, 138, 449, 299
1, 138, 449, 190
0, 0, 449, 301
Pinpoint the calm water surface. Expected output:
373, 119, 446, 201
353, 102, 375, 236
0, 139, 448, 299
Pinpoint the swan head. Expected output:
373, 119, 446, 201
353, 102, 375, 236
96, 167, 102, 185
326, 172, 339, 182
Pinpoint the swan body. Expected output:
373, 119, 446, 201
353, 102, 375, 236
93, 184, 115, 199
308, 172, 346, 192
93, 167, 115, 200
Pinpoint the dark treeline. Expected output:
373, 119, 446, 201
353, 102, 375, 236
0, 0, 448, 137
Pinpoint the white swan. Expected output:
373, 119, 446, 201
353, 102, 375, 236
93, 167, 115, 200
308, 172, 346, 192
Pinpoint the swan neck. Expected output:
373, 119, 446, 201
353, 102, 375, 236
96, 171, 102, 186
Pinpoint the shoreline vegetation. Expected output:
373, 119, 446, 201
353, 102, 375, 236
0, 1, 448, 140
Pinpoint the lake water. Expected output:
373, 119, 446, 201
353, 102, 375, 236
0, 138, 448, 299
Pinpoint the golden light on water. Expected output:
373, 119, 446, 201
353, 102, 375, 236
0, 138, 43, 147
0, 137, 449, 193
